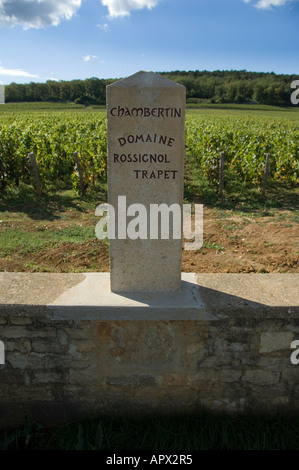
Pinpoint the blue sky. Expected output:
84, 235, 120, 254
0, 0, 298, 84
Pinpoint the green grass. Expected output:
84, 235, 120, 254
1, 100, 298, 120
0, 101, 106, 114
0, 181, 107, 216
0, 183, 107, 262
186, 99, 299, 119
0, 226, 96, 256
201, 242, 225, 251
1, 411, 298, 450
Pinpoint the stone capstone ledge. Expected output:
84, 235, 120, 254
0, 272, 298, 320
0, 272, 298, 427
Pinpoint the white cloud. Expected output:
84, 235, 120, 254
101, 0, 161, 18
0, 0, 82, 28
83, 55, 98, 62
97, 22, 109, 31
244, 0, 296, 8
0, 65, 38, 77
255, 0, 288, 7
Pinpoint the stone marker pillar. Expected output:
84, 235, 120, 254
107, 71, 185, 293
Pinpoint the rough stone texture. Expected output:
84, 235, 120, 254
260, 331, 295, 353
0, 272, 298, 427
107, 71, 186, 293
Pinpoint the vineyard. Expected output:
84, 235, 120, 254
0, 111, 107, 193
0, 105, 298, 195
185, 113, 298, 186
0, 104, 298, 275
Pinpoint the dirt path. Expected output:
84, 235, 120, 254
0, 206, 298, 273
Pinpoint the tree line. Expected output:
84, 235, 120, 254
4, 70, 298, 106
161, 70, 298, 106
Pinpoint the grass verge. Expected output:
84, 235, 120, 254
1, 411, 298, 450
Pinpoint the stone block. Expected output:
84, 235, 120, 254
106, 374, 156, 388
260, 331, 295, 353
243, 369, 280, 386
107, 71, 186, 293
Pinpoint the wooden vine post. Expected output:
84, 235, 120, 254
218, 151, 225, 196
262, 153, 271, 197
74, 152, 86, 195
29, 152, 42, 196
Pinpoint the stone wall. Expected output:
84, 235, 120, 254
0, 273, 298, 427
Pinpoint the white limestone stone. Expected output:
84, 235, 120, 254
106, 71, 186, 292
